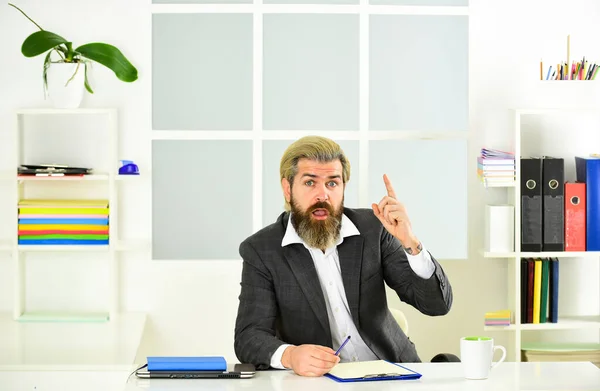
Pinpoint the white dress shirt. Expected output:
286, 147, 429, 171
270, 213, 435, 369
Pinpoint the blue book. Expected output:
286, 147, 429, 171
575, 157, 600, 250
548, 258, 559, 323
147, 356, 227, 371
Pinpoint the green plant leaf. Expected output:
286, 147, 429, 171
84, 62, 94, 94
42, 50, 52, 96
75, 43, 138, 82
22, 30, 68, 57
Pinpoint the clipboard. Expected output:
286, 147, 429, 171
324, 360, 422, 383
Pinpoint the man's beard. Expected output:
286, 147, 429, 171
290, 196, 343, 250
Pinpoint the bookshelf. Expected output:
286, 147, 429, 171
483, 108, 600, 361
1, 108, 149, 322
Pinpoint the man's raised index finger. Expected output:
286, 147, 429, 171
383, 174, 397, 199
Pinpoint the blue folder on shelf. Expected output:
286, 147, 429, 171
575, 156, 600, 250
147, 356, 227, 372
324, 360, 422, 383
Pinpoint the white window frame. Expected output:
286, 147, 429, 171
151, 1, 469, 234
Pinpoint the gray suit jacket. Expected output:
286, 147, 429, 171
234, 208, 453, 370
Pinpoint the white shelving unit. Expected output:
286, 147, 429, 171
0, 311, 146, 369
1, 108, 148, 322
483, 108, 600, 361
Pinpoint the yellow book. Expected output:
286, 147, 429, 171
19, 208, 109, 215
18, 199, 108, 207
485, 310, 511, 319
533, 259, 542, 324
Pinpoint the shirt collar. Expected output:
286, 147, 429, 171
281, 212, 360, 248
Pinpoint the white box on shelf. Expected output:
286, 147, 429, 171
485, 205, 514, 253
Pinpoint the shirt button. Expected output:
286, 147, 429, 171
335, 307, 339, 313
329, 281, 333, 286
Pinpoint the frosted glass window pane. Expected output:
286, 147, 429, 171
369, 15, 468, 131
263, 15, 359, 130
152, 141, 253, 260
153, 14, 253, 130
267, 0, 356, 4
368, 140, 467, 259
154, 0, 250, 3
262, 141, 359, 228
370, 0, 466, 5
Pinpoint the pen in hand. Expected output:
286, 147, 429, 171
335, 335, 351, 356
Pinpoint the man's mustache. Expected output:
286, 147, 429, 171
308, 201, 334, 214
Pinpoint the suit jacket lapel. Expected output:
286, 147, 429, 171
283, 244, 331, 337
338, 235, 364, 327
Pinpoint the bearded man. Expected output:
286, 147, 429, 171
234, 136, 453, 377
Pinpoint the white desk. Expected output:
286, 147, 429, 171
125, 362, 600, 391
0, 369, 131, 391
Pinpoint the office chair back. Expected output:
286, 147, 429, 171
389, 307, 409, 336
389, 307, 460, 363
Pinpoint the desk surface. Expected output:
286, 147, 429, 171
125, 362, 600, 391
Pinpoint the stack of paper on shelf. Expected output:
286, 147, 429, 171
18, 199, 109, 245
478, 148, 516, 187
521, 343, 600, 368
484, 309, 511, 326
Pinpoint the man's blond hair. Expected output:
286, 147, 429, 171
279, 136, 350, 211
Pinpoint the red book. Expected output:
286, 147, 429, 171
565, 182, 586, 251
526, 259, 535, 324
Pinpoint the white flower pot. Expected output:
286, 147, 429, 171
46, 62, 85, 109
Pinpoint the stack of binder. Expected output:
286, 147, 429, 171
18, 199, 109, 245
484, 309, 511, 326
478, 148, 515, 187
520, 155, 598, 252
521, 157, 566, 252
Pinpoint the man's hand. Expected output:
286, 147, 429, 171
372, 174, 420, 252
281, 344, 340, 377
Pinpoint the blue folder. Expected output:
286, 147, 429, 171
147, 356, 227, 371
324, 362, 422, 383
548, 258, 559, 323
575, 156, 600, 250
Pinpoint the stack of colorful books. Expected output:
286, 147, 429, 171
478, 148, 516, 187
521, 258, 559, 324
18, 199, 109, 245
484, 309, 511, 326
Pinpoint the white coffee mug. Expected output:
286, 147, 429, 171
460, 336, 506, 380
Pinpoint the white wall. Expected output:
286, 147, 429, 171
1, 0, 598, 366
